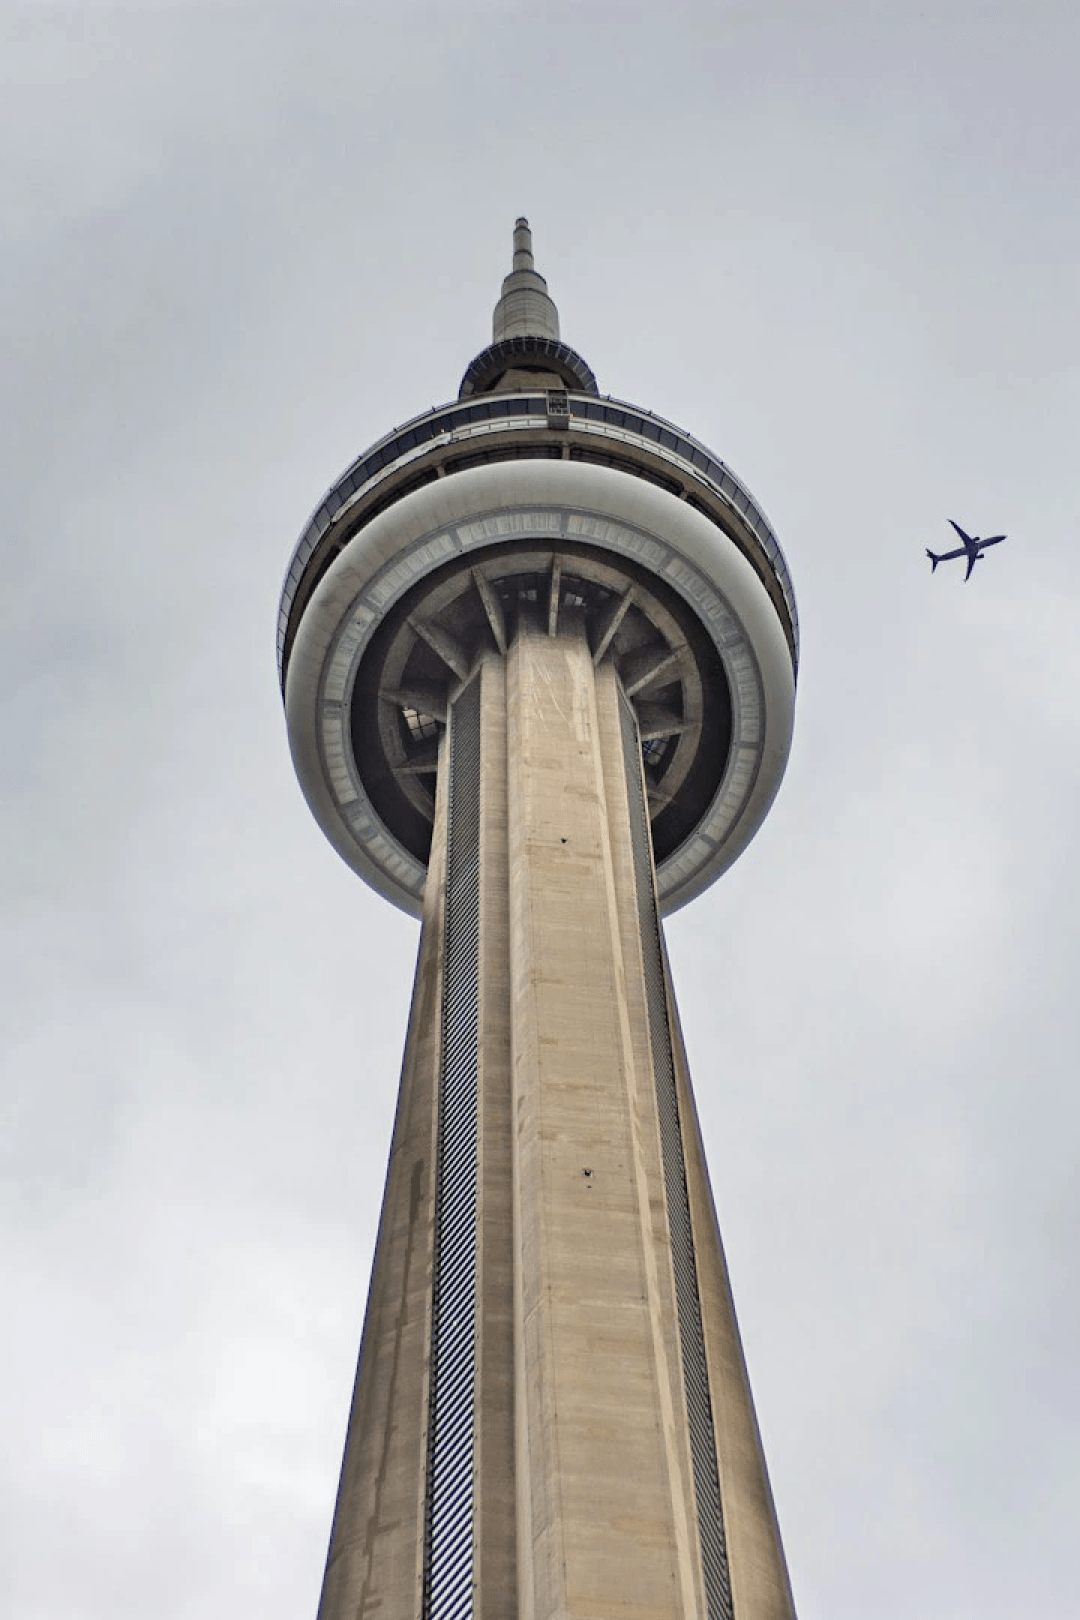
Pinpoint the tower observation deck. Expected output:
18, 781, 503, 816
280, 221, 798, 1620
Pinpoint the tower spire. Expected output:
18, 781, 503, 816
492, 215, 560, 343
511, 215, 536, 273
459, 216, 598, 398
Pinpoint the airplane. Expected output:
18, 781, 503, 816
927, 519, 1007, 581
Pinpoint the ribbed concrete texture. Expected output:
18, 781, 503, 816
315, 616, 795, 1620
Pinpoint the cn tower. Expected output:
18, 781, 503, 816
279, 220, 799, 1620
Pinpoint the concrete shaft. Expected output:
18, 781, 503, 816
317, 625, 795, 1620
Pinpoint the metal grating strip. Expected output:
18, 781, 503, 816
423, 674, 482, 1620
619, 688, 734, 1620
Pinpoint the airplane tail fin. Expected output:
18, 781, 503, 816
926, 549, 941, 572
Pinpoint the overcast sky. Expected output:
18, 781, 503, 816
3, 4, 1079, 1617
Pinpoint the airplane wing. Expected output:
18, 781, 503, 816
964, 553, 980, 581
948, 519, 973, 545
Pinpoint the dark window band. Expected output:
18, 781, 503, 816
423, 675, 482, 1620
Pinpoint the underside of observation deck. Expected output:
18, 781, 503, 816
351, 538, 733, 873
